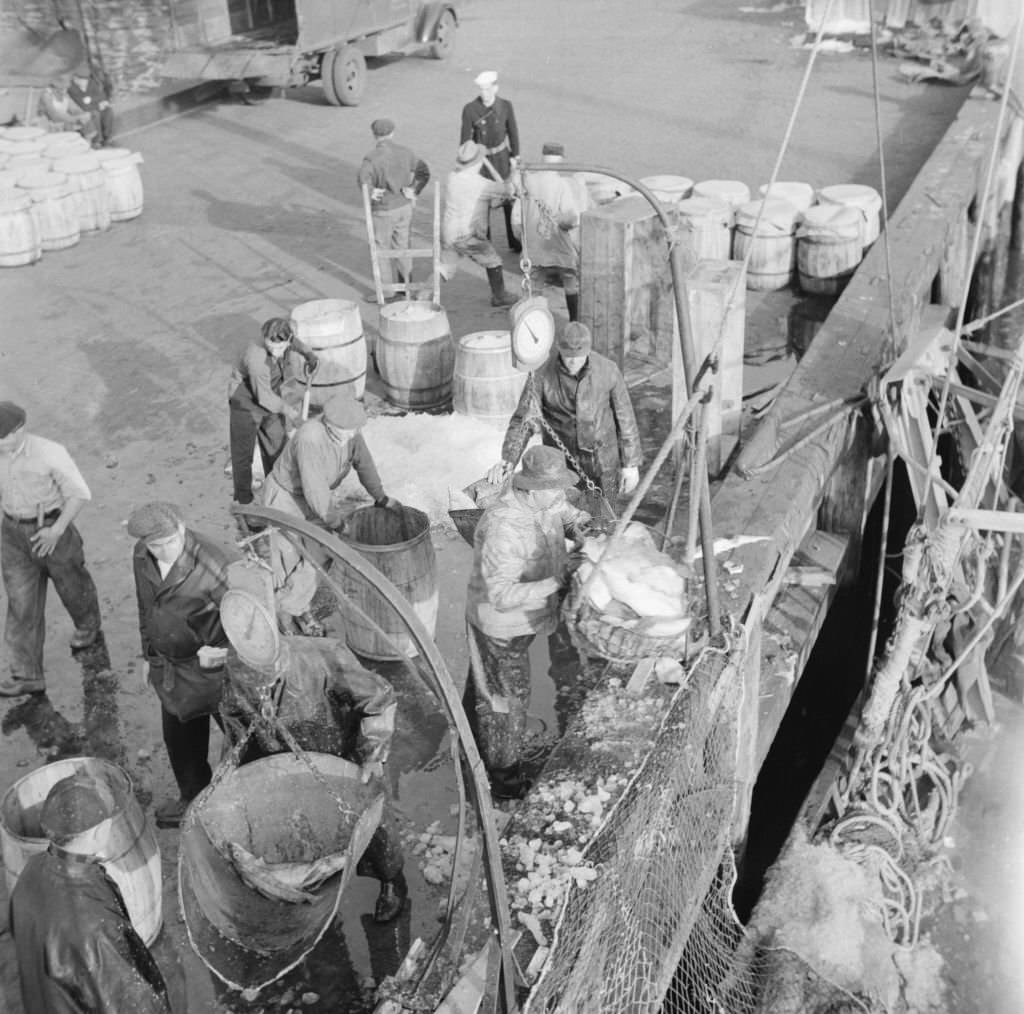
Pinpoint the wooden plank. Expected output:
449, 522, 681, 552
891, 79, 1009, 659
686, 259, 746, 474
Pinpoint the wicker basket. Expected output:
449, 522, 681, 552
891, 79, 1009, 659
563, 572, 691, 663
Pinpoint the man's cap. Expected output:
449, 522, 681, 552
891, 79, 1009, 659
557, 321, 593, 355
72, 62, 90, 78
261, 317, 294, 344
371, 118, 395, 138
512, 446, 578, 492
474, 70, 498, 88
322, 387, 367, 429
455, 141, 484, 169
126, 501, 182, 541
541, 142, 565, 158
0, 401, 26, 438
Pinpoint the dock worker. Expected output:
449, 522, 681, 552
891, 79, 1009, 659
0, 401, 102, 699
511, 141, 592, 322
220, 631, 408, 922
487, 322, 643, 512
262, 387, 399, 530
9, 780, 172, 1014
128, 501, 236, 829
67, 61, 114, 148
465, 446, 590, 798
39, 74, 98, 141
441, 141, 518, 308
460, 70, 521, 252
228, 316, 319, 510
357, 118, 430, 299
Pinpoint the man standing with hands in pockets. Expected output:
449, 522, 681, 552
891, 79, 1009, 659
357, 118, 430, 300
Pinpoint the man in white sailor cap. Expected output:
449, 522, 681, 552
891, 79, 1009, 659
460, 70, 521, 253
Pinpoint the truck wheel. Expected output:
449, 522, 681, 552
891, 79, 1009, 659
327, 44, 366, 106
429, 9, 457, 60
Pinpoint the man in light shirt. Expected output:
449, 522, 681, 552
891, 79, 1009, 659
0, 401, 102, 697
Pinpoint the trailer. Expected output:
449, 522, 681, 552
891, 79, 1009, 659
160, 0, 461, 105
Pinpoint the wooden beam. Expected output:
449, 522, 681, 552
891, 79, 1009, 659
947, 507, 1024, 533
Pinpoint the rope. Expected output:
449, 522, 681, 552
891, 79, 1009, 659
920, 7, 1024, 525
863, 448, 895, 682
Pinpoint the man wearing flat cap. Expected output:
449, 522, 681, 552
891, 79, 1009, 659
489, 322, 643, 514
128, 501, 237, 828
442, 141, 517, 307
460, 70, 521, 252
465, 446, 590, 798
67, 61, 114, 148
0, 402, 102, 698
511, 142, 592, 321
357, 119, 430, 300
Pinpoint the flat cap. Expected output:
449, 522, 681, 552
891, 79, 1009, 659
0, 401, 26, 438
557, 321, 593, 355
322, 387, 366, 429
371, 118, 395, 138
474, 70, 498, 88
126, 501, 182, 541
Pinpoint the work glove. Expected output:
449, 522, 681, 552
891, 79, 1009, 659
619, 466, 640, 495
486, 460, 512, 485
361, 760, 384, 784
374, 496, 403, 512
401, 186, 416, 200
303, 352, 319, 374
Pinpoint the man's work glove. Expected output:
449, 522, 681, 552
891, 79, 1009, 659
303, 351, 319, 374
619, 466, 640, 496
375, 496, 403, 512
486, 460, 512, 485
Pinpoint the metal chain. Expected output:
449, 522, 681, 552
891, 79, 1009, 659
515, 166, 534, 296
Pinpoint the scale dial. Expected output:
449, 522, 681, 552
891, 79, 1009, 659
509, 295, 555, 370
220, 589, 280, 669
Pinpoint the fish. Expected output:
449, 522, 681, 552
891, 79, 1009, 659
227, 842, 348, 905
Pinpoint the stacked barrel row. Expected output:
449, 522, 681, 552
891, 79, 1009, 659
0, 125, 145, 268
602, 174, 882, 295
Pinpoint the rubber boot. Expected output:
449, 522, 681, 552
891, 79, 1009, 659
374, 871, 408, 923
565, 292, 579, 322
487, 266, 518, 308
504, 202, 522, 253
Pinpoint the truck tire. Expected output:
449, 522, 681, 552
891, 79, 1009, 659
324, 44, 366, 106
429, 9, 457, 60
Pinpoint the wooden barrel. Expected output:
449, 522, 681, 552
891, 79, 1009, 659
6, 151, 51, 172
758, 181, 816, 213
43, 133, 91, 159
340, 505, 438, 660
639, 174, 694, 205
733, 198, 800, 291
0, 127, 47, 159
817, 183, 882, 250
796, 204, 863, 295
0, 191, 42, 267
376, 302, 454, 410
18, 171, 80, 251
0, 757, 163, 944
95, 148, 145, 222
675, 196, 733, 262
452, 330, 528, 428
290, 298, 367, 406
0, 169, 21, 190
692, 179, 751, 208
179, 753, 382, 991
52, 154, 111, 233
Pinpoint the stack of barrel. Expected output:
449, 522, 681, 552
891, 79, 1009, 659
0, 125, 145, 268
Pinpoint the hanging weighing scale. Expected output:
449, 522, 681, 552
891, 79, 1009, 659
508, 294, 555, 371
220, 588, 281, 669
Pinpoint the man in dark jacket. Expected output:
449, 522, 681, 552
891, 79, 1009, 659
488, 322, 643, 512
129, 501, 237, 828
220, 630, 408, 923
67, 61, 114, 148
357, 118, 430, 297
460, 70, 521, 252
228, 316, 318, 508
9, 782, 171, 1014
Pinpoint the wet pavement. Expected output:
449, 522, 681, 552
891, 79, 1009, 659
0, 0, 975, 1009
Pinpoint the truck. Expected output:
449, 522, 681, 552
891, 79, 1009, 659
160, 0, 461, 106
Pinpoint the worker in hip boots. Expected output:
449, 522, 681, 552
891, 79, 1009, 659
357, 118, 430, 300
460, 70, 521, 253
228, 317, 319, 510
10, 780, 173, 1014
464, 446, 591, 799
487, 322, 643, 516
128, 502, 237, 829
441, 141, 518, 307
0, 401, 103, 698
219, 632, 408, 922
510, 141, 592, 322
259, 388, 400, 635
